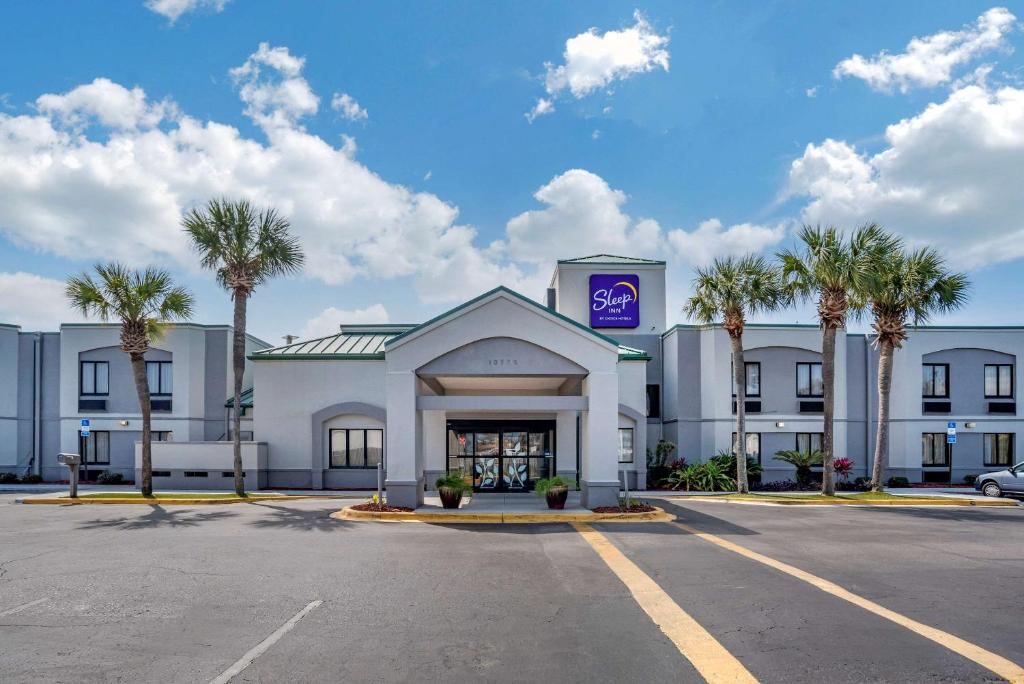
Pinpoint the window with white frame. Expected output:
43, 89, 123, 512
618, 428, 634, 463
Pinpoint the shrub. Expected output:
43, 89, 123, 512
668, 464, 703, 491
435, 473, 470, 493
0, 472, 19, 484
963, 474, 978, 485
96, 471, 124, 485
773, 450, 824, 486
853, 476, 872, 489
886, 476, 910, 488
534, 476, 575, 497
669, 461, 734, 492
709, 451, 763, 482
833, 458, 854, 481
21, 474, 43, 484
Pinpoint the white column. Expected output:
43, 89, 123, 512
581, 371, 620, 508
385, 371, 423, 508
421, 409, 447, 489
555, 410, 577, 478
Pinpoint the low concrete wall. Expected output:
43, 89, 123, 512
133, 441, 268, 490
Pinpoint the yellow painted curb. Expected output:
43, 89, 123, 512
671, 496, 1019, 507
20, 495, 347, 506
331, 505, 674, 524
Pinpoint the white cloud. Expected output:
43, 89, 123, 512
833, 7, 1017, 93
0, 43, 538, 304
144, 0, 228, 23
331, 93, 368, 122
301, 304, 389, 339
665, 219, 786, 266
543, 11, 669, 99
591, 129, 601, 139
525, 97, 554, 123
423, 170, 432, 181
0, 272, 86, 330
230, 43, 319, 129
504, 169, 783, 268
786, 83, 1024, 269
805, 86, 819, 98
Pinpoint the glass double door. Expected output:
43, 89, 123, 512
447, 421, 554, 492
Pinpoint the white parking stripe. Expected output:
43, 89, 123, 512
0, 597, 48, 617
209, 600, 322, 684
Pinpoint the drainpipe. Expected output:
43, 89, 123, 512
864, 333, 871, 479
33, 333, 42, 477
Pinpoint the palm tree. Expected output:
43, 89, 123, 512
685, 255, 786, 492
66, 264, 194, 495
183, 199, 304, 496
778, 224, 899, 495
773, 449, 824, 487
867, 247, 969, 491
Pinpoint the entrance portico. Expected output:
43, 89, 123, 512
383, 288, 626, 509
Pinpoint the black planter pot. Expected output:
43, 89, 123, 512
545, 486, 569, 509
438, 486, 464, 509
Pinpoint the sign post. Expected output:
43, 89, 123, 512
79, 419, 90, 482
946, 421, 957, 444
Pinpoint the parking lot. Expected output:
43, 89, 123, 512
1, 494, 1022, 683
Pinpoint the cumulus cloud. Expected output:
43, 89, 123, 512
504, 169, 783, 268
144, 0, 228, 23
0, 43, 546, 304
0, 272, 86, 330
833, 7, 1017, 93
786, 83, 1024, 268
526, 11, 668, 118
331, 92, 368, 122
301, 303, 390, 340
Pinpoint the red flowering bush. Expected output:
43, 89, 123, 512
833, 457, 854, 481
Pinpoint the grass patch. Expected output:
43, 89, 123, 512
696, 491, 994, 505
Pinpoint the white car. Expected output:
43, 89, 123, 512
975, 462, 1024, 498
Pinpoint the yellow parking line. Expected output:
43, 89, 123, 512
670, 521, 1024, 684
572, 523, 757, 684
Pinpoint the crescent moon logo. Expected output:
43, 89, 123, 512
614, 281, 638, 302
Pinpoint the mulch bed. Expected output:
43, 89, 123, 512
351, 502, 414, 513
592, 503, 657, 514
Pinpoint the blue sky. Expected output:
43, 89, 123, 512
1, 1, 1022, 342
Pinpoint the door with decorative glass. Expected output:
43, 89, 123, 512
446, 421, 554, 492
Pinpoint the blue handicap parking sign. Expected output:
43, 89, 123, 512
947, 421, 956, 429
81, 418, 90, 427
947, 433, 957, 444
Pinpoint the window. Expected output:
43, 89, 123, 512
985, 365, 1013, 398
732, 362, 761, 397
79, 431, 110, 464
80, 361, 109, 396
984, 433, 1014, 466
731, 432, 761, 462
146, 361, 173, 396
796, 363, 823, 398
329, 428, 384, 468
153, 431, 173, 442
921, 433, 948, 466
618, 428, 634, 463
922, 364, 949, 398
796, 433, 824, 455
646, 384, 661, 418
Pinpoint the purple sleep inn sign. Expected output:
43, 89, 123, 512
589, 274, 640, 328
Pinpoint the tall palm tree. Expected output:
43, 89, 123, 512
685, 255, 786, 493
183, 199, 304, 496
66, 264, 194, 496
867, 247, 969, 491
778, 224, 899, 495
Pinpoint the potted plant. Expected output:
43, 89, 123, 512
534, 476, 574, 509
435, 473, 469, 509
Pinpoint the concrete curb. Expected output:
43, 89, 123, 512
669, 496, 1020, 507
18, 495, 348, 506
331, 505, 675, 524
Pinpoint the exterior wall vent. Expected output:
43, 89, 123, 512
922, 401, 952, 413
799, 400, 825, 413
988, 402, 1016, 414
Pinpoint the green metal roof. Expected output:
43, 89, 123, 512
617, 345, 651, 361
225, 387, 254, 409
249, 331, 397, 360
557, 254, 666, 265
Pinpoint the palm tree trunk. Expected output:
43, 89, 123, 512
232, 292, 248, 497
870, 339, 894, 492
731, 334, 749, 493
130, 353, 153, 496
821, 325, 836, 495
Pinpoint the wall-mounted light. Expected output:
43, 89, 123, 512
119, 420, 130, 427
775, 421, 785, 428
965, 422, 977, 429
